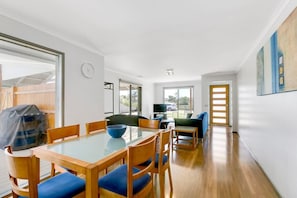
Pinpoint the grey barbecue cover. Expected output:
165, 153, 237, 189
0, 104, 47, 150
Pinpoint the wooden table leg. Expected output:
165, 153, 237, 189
86, 165, 98, 198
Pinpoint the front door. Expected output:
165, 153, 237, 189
209, 84, 229, 126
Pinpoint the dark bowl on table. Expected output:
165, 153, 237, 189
107, 124, 127, 138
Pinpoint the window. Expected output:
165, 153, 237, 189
119, 80, 142, 115
104, 82, 114, 117
0, 33, 64, 127
164, 87, 194, 118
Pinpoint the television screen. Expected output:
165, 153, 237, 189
153, 104, 167, 112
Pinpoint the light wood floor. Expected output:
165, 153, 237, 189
156, 126, 280, 198
4, 126, 280, 198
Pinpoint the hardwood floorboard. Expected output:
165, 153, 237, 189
155, 126, 280, 198
3, 126, 280, 198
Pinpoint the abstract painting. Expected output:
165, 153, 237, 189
257, 7, 297, 95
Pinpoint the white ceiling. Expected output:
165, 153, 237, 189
0, 0, 288, 83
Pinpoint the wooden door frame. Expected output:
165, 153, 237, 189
209, 84, 229, 126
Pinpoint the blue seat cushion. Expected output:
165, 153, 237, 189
140, 153, 168, 168
98, 164, 151, 196
20, 172, 85, 198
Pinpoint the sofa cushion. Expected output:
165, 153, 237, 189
198, 113, 204, 119
186, 113, 193, 119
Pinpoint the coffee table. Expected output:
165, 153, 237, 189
172, 126, 198, 149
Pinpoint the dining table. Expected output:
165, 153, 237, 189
32, 126, 162, 197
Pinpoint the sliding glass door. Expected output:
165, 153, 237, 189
0, 33, 64, 128
0, 33, 64, 198
119, 80, 142, 115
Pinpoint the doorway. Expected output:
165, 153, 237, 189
209, 84, 229, 126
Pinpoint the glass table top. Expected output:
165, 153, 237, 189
46, 126, 158, 163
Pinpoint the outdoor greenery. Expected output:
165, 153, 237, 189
164, 87, 194, 118
166, 110, 192, 118
120, 90, 138, 113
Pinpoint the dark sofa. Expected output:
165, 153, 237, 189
105, 114, 148, 126
174, 112, 208, 139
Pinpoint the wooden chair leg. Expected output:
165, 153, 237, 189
192, 132, 195, 149
168, 166, 173, 192
151, 174, 156, 198
159, 172, 165, 198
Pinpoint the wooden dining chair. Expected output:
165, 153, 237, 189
98, 135, 158, 197
4, 146, 85, 198
85, 120, 107, 135
47, 124, 80, 176
137, 130, 173, 198
86, 120, 111, 174
138, 118, 160, 129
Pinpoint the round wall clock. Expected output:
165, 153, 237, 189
81, 63, 95, 79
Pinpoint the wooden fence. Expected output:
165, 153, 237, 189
0, 83, 55, 128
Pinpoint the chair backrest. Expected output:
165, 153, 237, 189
138, 118, 160, 129
158, 130, 171, 170
85, 120, 107, 135
127, 135, 157, 197
47, 124, 80, 144
4, 146, 40, 198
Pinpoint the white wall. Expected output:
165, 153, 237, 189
104, 69, 154, 118
201, 73, 238, 131
1, 15, 105, 134
237, 1, 297, 197
154, 80, 201, 116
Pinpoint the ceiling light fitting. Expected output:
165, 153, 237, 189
166, 68, 174, 76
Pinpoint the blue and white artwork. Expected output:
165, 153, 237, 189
257, 7, 297, 95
